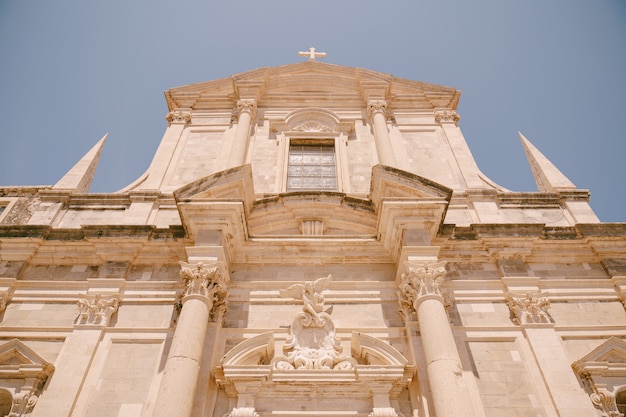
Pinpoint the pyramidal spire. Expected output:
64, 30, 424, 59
53, 133, 107, 193
519, 132, 576, 192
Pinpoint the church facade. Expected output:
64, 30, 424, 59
0, 57, 625, 417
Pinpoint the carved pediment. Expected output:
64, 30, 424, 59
370, 165, 452, 209
248, 193, 376, 236
573, 337, 626, 375
0, 340, 51, 370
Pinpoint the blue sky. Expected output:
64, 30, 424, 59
0, 1, 625, 221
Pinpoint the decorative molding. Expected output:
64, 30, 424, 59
398, 261, 447, 321
227, 407, 260, 417
367, 100, 388, 120
292, 121, 332, 133
165, 110, 191, 126
300, 220, 325, 236
506, 292, 552, 325
369, 407, 399, 417
572, 337, 626, 416
0, 339, 54, 417
9, 392, 38, 417
179, 261, 229, 323
0, 292, 8, 314
75, 293, 120, 326
273, 275, 355, 370
434, 110, 460, 126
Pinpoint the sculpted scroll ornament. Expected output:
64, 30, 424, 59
179, 261, 229, 322
165, 110, 191, 126
9, 392, 38, 417
506, 293, 552, 325
398, 261, 447, 321
273, 275, 355, 370
434, 110, 460, 125
590, 389, 621, 417
367, 100, 388, 120
75, 294, 120, 326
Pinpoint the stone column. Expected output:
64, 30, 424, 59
398, 257, 476, 417
229, 99, 257, 166
368, 100, 396, 166
31, 291, 120, 417
153, 260, 228, 417
141, 109, 191, 190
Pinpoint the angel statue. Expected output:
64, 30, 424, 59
279, 275, 333, 325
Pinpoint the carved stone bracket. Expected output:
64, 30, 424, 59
367, 100, 388, 120
179, 261, 229, 323
9, 392, 38, 417
273, 275, 355, 370
434, 110, 460, 126
165, 110, 191, 126
75, 293, 120, 326
506, 292, 552, 325
398, 261, 448, 321
590, 389, 621, 417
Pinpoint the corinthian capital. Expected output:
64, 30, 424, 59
398, 261, 447, 320
434, 110, 460, 126
506, 292, 552, 325
367, 100, 388, 120
165, 110, 192, 126
75, 293, 120, 326
179, 261, 229, 322
237, 98, 257, 114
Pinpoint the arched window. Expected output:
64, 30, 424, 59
0, 389, 12, 417
616, 389, 626, 416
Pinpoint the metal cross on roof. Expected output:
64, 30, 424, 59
298, 47, 327, 62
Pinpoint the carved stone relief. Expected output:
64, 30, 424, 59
272, 275, 355, 370
506, 292, 552, 325
75, 293, 120, 326
179, 261, 229, 323
397, 261, 448, 321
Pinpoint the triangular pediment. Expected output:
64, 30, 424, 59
248, 192, 376, 236
0, 339, 47, 367
166, 62, 460, 111
0, 339, 54, 381
574, 337, 626, 366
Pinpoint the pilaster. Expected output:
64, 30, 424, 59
435, 110, 484, 189
141, 109, 191, 190
502, 278, 598, 417
30, 281, 122, 417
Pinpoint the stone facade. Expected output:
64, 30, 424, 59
1, 60, 625, 417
